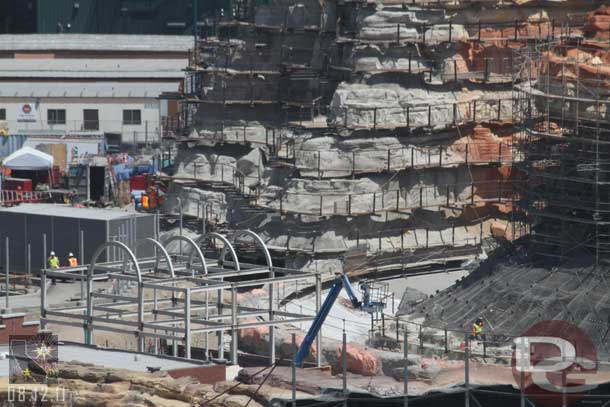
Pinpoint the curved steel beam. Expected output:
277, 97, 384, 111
88, 241, 142, 282
232, 229, 273, 269
164, 235, 208, 275
131, 238, 175, 278
194, 233, 240, 271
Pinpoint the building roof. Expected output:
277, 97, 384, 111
0, 34, 193, 53
0, 203, 148, 221
0, 58, 187, 79
0, 81, 179, 98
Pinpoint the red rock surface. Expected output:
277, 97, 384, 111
585, 6, 610, 40
336, 344, 381, 376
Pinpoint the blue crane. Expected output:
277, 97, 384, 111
294, 273, 384, 367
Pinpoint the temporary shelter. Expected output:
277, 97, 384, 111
3, 146, 53, 170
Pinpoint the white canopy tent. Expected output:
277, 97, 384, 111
3, 146, 53, 170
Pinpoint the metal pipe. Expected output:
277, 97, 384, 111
292, 333, 297, 407
4, 237, 8, 309
80, 230, 84, 301
85, 265, 93, 345
27, 242, 31, 276
218, 276, 225, 360
342, 329, 347, 407
185, 288, 191, 359
404, 329, 408, 407
86, 162, 91, 202
137, 281, 144, 353
205, 290, 209, 360
315, 272, 322, 368
177, 197, 183, 255
231, 285, 238, 364
40, 269, 47, 330
153, 287, 158, 354
465, 333, 470, 407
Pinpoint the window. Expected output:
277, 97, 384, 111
123, 109, 141, 125
0, 109, 5, 120
83, 109, 99, 131
47, 109, 66, 125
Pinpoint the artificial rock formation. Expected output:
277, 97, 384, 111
163, 0, 602, 278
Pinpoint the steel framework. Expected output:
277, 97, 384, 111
39, 230, 322, 366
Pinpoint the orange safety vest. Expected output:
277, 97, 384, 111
141, 195, 149, 209
68, 257, 78, 267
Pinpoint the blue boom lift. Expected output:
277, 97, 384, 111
294, 273, 385, 367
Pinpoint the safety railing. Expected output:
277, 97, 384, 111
292, 141, 513, 177
255, 179, 517, 217
2, 119, 162, 145
329, 97, 516, 130
169, 160, 519, 216
346, 16, 586, 45
0, 190, 51, 206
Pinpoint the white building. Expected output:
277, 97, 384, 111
0, 34, 191, 146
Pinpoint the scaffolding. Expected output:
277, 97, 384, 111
513, 37, 610, 265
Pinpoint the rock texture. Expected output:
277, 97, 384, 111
162, 0, 601, 279
0, 362, 267, 407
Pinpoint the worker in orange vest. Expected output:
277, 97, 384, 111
141, 193, 149, 210
67, 253, 78, 267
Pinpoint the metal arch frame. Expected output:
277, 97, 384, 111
231, 229, 273, 269
164, 235, 208, 275
88, 241, 142, 282
86, 240, 144, 349
131, 238, 175, 278
194, 233, 241, 271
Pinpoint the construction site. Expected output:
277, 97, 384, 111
0, 0, 609, 406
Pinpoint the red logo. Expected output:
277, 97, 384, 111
22, 104, 31, 114
511, 320, 597, 406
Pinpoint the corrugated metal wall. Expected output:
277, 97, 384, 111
108, 216, 155, 260
0, 212, 155, 272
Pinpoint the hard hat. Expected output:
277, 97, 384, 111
50, 251, 55, 256
69, 252, 74, 257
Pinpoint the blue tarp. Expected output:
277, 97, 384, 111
0, 135, 27, 158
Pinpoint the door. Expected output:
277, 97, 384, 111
83, 109, 99, 131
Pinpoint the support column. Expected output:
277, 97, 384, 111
137, 281, 144, 353
231, 285, 238, 365
403, 329, 408, 407
205, 290, 209, 360
464, 333, 470, 407
292, 333, 297, 407
40, 269, 47, 331
342, 329, 347, 407
86, 163, 91, 202
184, 288, 191, 359
85, 268, 93, 345
79, 230, 84, 301
218, 277, 225, 360
153, 288, 158, 354
4, 237, 9, 310
269, 276, 275, 365
315, 272, 322, 368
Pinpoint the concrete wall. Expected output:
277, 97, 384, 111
0, 97, 162, 144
